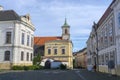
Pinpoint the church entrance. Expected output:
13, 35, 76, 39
45, 60, 51, 69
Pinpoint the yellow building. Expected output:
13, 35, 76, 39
74, 48, 87, 68
40, 19, 73, 69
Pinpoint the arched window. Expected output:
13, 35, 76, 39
65, 29, 68, 34
4, 51, 10, 61
21, 51, 24, 61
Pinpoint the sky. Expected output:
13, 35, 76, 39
0, 0, 113, 52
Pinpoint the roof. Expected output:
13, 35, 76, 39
34, 36, 62, 46
97, 0, 115, 26
62, 18, 70, 28
0, 10, 20, 21
74, 47, 87, 55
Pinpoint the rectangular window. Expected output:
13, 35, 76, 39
118, 13, 120, 26
101, 54, 104, 65
62, 49, 65, 54
105, 53, 109, 65
27, 35, 30, 46
6, 32, 11, 44
4, 51, 10, 61
48, 49, 51, 55
21, 33, 25, 45
27, 52, 29, 61
31, 53, 32, 61
21, 51, 24, 61
54, 49, 57, 55
31, 37, 33, 47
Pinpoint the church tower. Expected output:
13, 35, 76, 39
62, 18, 70, 40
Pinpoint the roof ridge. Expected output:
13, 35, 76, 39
97, 0, 115, 26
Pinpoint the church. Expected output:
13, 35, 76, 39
34, 19, 73, 69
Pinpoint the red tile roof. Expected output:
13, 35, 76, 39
34, 36, 62, 46
97, 0, 115, 26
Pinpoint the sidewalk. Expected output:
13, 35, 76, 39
78, 69, 120, 80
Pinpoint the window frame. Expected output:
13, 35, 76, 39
5, 32, 12, 44
4, 51, 10, 61
62, 49, 65, 54
21, 33, 25, 45
48, 49, 51, 55
21, 51, 24, 61
54, 49, 57, 55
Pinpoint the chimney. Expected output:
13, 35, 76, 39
0, 5, 4, 11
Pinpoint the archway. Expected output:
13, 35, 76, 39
45, 60, 51, 69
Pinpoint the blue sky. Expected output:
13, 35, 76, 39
0, 0, 112, 52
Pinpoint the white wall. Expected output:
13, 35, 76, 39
0, 20, 35, 65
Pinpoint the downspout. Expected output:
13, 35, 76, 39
11, 21, 16, 68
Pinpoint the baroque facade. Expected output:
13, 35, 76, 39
35, 19, 73, 69
0, 6, 35, 69
87, 0, 120, 75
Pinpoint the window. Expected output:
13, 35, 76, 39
65, 29, 68, 34
101, 54, 104, 65
62, 49, 65, 54
27, 35, 30, 46
27, 52, 29, 61
48, 49, 51, 55
31, 53, 32, 61
110, 51, 115, 61
118, 13, 120, 26
31, 37, 33, 47
109, 26, 113, 45
54, 49, 57, 55
21, 33, 25, 45
4, 51, 10, 61
21, 51, 24, 61
6, 32, 11, 44
105, 53, 109, 65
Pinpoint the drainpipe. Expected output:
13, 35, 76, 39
11, 21, 16, 68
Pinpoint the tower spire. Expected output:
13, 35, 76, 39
63, 18, 69, 27
64, 18, 67, 25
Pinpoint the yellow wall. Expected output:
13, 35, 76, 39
74, 49, 87, 68
44, 40, 73, 69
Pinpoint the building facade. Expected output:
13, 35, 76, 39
39, 19, 73, 69
74, 48, 87, 68
0, 6, 35, 69
87, 0, 120, 75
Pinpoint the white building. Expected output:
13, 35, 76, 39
112, 0, 120, 75
0, 6, 35, 69
87, 0, 120, 75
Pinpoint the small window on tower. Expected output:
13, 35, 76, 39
65, 29, 68, 34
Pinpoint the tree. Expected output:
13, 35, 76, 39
33, 54, 41, 65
